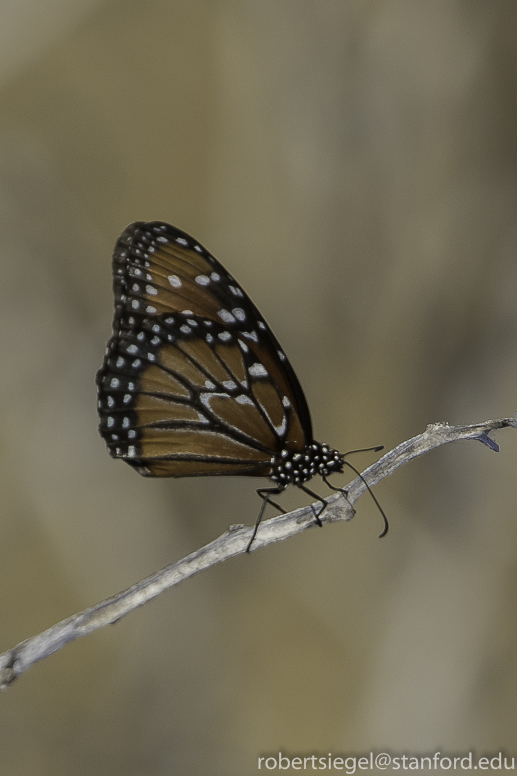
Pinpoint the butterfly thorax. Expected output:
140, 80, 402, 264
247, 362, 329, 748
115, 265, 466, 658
269, 442, 344, 487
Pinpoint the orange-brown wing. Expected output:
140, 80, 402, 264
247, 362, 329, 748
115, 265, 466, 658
96, 221, 312, 477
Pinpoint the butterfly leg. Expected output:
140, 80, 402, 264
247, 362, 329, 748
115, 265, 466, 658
247, 487, 286, 553
297, 484, 329, 527
323, 476, 348, 496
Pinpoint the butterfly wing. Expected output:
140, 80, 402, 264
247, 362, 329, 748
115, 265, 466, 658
97, 221, 313, 477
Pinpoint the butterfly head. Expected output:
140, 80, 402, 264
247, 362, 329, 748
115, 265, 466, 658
269, 441, 344, 489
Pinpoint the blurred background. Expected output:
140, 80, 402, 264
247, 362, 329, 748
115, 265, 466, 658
1, 1, 517, 773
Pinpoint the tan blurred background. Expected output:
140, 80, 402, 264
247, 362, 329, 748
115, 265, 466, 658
1, 1, 517, 773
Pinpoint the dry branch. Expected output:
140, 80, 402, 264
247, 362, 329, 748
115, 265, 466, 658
1, 417, 515, 690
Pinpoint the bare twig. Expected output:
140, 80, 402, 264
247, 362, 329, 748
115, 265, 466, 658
1, 417, 515, 690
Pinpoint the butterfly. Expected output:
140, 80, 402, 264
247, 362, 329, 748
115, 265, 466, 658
96, 221, 376, 550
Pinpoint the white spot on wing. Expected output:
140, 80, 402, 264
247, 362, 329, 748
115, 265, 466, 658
195, 275, 210, 286
249, 362, 268, 377
272, 415, 287, 437
232, 308, 246, 321
218, 309, 236, 324
242, 330, 258, 343
257, 396, 287, 438
168, 275, 182, 288
236, 395, 254, 406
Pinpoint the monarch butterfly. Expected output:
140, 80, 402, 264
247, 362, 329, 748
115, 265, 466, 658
97, 222, 380, 549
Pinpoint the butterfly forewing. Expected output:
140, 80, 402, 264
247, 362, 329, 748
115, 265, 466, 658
97, 221, 314, 477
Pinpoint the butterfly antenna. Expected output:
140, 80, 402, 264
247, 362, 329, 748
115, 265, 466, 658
343, 445, 384, 456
